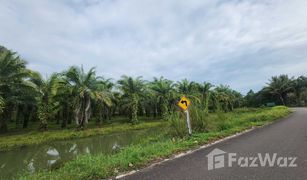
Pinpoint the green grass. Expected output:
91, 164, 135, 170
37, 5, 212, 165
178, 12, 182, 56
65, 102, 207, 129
21, 106, 291, 180
6, 116, 159, 135
0, 120, 165, 152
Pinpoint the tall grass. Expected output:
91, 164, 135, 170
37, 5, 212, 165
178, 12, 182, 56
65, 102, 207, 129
168, 106, 290, 138
167, 111, 187, 138
189, 106, 210, 132
167, 107, 232, 137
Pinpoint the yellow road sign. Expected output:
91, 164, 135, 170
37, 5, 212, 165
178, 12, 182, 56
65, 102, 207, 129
178, 96, 191, 110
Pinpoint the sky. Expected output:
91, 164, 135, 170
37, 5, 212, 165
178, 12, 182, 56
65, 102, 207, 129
1, 0, 307, 94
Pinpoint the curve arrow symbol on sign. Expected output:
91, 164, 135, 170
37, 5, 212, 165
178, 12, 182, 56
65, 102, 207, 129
181, 100, 188, 106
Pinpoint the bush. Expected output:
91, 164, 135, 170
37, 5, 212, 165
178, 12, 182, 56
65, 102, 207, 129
167, 111, 187, 138
213, 111, 231, 131
189, 106, 209, 133
234, 107, 258, 113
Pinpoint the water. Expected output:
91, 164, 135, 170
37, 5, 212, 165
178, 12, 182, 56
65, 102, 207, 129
0, 128, 159, 179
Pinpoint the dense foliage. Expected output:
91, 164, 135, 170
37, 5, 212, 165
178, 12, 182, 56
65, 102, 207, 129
0, 46, 305, 133
245, 75, 307, 107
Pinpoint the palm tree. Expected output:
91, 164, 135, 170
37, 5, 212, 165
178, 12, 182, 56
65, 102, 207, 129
94, 78, 114, 124
293, 76, 307, 105
0, 48, 32, 133
299, 89, 307, 106
150, 77, 175, 118
264, 75, 294, 105
63, 66, 111, 128
176, 79, 196, 94
29, 72, 59, 130
175, 79, 199, 104
211, 85, 237, 112
196, 82, 213, 112
117, 76, 145, 124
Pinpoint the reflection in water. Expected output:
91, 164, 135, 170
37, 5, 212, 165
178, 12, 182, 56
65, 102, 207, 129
0, 128, 159, 179
112, 142, 121, 150
47, 148, 59, 156
27, 159, 35, 173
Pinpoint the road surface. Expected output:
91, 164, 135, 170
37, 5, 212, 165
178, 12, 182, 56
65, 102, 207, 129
121, 108, 307, 180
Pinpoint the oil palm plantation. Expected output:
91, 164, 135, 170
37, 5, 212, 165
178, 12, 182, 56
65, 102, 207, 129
211, 85, 237, 112
94, 78, 114, 124
29, 72, 59, 130
52, 76, 73, 128
117, 76, 145, 124
150, 77, 175, 118
63, 66, 112, 128
176, 79, 200, 104
196, 82, 213, 112
0, 48, 32, 133
264, 75, 294, 105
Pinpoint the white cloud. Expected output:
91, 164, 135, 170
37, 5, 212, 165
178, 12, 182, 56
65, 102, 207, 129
1, 0, 307, 93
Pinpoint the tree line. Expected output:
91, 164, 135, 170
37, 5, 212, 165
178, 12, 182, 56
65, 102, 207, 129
245, 75, 307, 107
0, 45, 306, 133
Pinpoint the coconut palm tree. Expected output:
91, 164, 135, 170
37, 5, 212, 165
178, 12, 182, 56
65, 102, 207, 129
63, 66, 112, 128
264, 75, 294, 105
117, 76, 145, 124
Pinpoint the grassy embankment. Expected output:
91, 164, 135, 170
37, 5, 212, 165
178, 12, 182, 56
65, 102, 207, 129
22, 106, 291, 180
0, 117, 164, 152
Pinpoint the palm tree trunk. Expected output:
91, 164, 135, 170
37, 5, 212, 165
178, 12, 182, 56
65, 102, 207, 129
162, 100, 168, 119
56, 111, 60, 124
204, 92, 210, 113
79, 99, 85, 128
23, 105, 32, 129
15, 105, 21, 128
0, 108, 8, 133
74, 104, 81, 126
84, 97, 91, 125
279, 94, 285, 106
97, 108, 102, 125
61, 105, 68, 128
131, 94, 138, 124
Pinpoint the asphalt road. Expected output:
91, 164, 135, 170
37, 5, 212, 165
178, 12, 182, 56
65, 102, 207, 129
121, 108, 307, 180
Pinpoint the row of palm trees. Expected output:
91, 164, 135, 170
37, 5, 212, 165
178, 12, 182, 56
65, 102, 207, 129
0, 46, 245, 133
245, 75, 307, 107
2, 46, 306, 133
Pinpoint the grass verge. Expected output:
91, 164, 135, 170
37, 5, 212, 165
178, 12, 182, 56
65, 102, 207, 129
0, 121, 165, 152
22, 106, 290, 180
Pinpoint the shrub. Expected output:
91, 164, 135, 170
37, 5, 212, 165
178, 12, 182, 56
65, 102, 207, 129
167, 111, 187, 138
189, 106, 209, 133
213, 111, 231, 131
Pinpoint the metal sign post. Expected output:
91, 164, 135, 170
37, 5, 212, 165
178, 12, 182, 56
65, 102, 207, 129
185, 110, 192, 135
